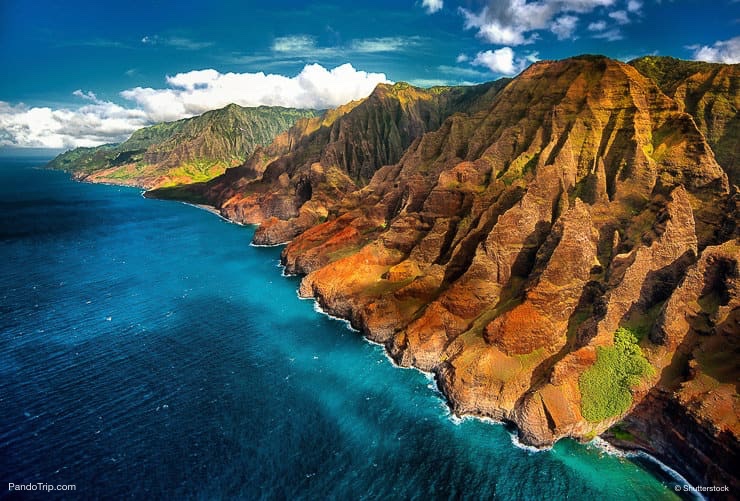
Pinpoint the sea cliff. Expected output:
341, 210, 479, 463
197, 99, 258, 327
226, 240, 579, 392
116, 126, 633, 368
55, 55, 740, 494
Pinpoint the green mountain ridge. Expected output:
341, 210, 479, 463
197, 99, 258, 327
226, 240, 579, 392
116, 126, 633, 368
630, 56, 740, 185
47, 104, 321, 189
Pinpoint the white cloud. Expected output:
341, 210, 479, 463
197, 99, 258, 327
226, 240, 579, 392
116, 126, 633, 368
123, 64, 389, 122
472, 47, 517, 74
627, 0, 642, 12
691, 36, 740, 63
0, 99, 148, 149
551, 15, 579, 39
350, 37, 421, 53
459, 0, 616, 45
437, 65, 489, 78
272, 35, 324, 54
141, 35, 213, 50
593, 28, 623, 41
422, 0, 443, 14
456, 53, 469, 63
270, 34, 421, 58
0, 63, 390, 149
471, 47, 539, 75
72, 90, 100, 102
587, 20, 607, 31
524, 51, 541, 63
608, 10, 630, 24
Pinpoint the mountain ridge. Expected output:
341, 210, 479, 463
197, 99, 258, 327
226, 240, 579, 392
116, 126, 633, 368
47, 104, 321, 189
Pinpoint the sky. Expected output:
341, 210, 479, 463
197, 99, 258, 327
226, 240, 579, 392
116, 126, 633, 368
0, 0, 738, 150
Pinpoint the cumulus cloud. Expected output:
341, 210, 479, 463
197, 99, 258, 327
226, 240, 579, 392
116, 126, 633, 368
456, 53, 470, 63
587, 20, 607, 31
460, 0, 616, 45
422, 0, 443, 14
0, 63, 389, 149
471, 47, 538, 75
691, 36, 740, 64
0, 100, 148, 149
472, 47, 540, 76
123, 63, 389, 122
473, 47, 518, 74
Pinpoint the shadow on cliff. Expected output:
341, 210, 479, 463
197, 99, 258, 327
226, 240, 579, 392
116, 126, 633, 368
145, 182, 211, 204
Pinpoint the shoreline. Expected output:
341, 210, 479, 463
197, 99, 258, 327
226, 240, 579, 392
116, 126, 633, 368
280, 256, 701, 494
65, 174, 706, 496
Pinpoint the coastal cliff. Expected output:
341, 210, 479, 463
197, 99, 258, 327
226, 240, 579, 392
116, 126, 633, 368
57, 55, 740, 492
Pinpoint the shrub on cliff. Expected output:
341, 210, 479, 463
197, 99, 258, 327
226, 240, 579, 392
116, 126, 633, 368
579, 327, 655, 422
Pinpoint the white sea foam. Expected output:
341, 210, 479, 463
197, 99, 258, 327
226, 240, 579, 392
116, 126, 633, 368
311, 299, 359, 332
180, 201, 241, 225
360, 334, 412, 370
590, 437, 705, 499
281, 266, 298, 278
509, 432, 552, 453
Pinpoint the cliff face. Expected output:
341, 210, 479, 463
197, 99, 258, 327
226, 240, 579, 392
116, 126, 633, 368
265, 56, 736, 489
631, 56, 740, 186
47, 105, 320, 189
187, 80, 509, 244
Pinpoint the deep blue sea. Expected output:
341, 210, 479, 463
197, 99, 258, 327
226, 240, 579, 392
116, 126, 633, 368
0, 158, 688, 499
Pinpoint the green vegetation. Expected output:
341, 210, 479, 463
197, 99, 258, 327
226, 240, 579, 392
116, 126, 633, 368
629, 56, 718, 93
579, 327, 655, 422
609, 423, 637, 442
47, 104, 321, 186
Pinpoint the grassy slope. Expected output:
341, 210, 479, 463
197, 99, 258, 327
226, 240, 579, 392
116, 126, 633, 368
48, 104, 320, 188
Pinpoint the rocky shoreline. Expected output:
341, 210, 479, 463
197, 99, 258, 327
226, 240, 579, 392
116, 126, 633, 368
272, 230, 707, 493
53, 55, 739, 497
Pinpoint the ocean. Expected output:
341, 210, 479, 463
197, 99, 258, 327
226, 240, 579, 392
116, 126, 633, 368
0, 157, 688, 499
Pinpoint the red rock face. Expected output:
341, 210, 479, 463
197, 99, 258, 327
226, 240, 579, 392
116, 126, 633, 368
192, 56, 739, 489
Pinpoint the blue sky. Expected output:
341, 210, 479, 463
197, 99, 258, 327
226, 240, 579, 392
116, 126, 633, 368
0, 0, 738, 149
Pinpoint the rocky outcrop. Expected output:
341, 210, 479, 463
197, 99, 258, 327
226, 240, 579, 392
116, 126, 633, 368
608, 240, 739, 492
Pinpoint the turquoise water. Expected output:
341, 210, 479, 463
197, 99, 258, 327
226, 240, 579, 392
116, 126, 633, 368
0, 158, 684, 499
